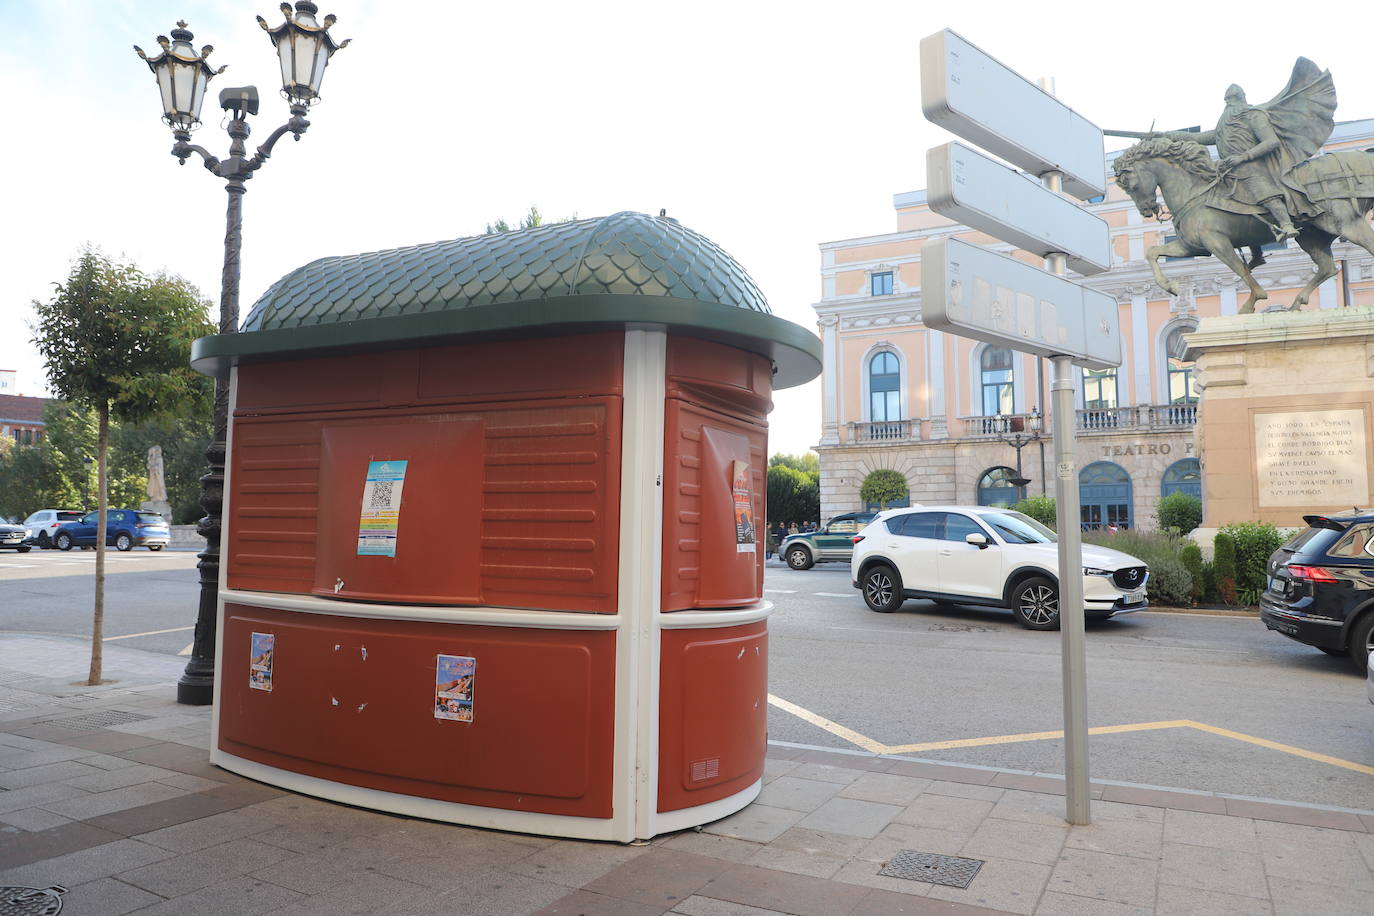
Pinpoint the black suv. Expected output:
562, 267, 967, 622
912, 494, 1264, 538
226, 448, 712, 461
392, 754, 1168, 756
1260, 512, 1374, 672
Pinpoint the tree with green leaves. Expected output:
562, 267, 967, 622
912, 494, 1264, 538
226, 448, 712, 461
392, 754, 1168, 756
484, 205, 576, 235
768, 452, 820, 476
31, 251, 213, 685
859, 469, 908, 510
767, 464, 819, 526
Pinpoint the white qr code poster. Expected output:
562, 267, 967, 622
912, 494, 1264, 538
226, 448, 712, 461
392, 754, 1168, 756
358, 459, 408, 557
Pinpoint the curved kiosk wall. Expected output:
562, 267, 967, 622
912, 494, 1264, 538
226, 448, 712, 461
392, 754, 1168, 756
191, 212, 821, 841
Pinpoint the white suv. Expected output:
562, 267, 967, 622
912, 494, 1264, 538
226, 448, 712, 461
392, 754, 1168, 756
21, 509, 85, 549
850, 506, 1149, 630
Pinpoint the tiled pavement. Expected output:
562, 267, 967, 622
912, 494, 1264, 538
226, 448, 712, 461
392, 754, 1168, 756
2, 635, 1373, 915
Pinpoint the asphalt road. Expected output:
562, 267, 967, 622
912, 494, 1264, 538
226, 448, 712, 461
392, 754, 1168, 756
765, 562, 1374, 811
0, 546, 203, 656
2, 547, 1371, 809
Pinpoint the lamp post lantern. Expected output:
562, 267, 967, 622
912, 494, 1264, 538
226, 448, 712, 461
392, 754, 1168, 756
994, 407, 1043, 493
136, 4, 350, 706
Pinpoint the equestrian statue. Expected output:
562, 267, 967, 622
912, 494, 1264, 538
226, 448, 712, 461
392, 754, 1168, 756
1107, 58, 1374, 312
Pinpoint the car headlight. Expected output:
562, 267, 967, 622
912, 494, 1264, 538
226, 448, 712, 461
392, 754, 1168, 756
1082, 566, 1112, 577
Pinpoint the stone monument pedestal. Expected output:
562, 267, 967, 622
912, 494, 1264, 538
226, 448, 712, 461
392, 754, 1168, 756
141, 499, 173, 521
1187, 306, 1374, 528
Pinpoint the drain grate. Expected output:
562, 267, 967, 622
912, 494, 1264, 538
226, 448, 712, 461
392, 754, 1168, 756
0, 885, 67, 916
879, 850, 984, 888
44, 709, 151, 730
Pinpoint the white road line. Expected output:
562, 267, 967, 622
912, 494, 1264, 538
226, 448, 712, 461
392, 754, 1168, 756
763, 588, 798, 594
814, 592, 855, 599
2, 564, 40, 569
104, 626, 195, 642
177, 643, 194, 656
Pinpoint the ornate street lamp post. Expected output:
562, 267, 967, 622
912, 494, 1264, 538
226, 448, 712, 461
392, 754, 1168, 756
994, 407, 1043, 495
135, 4, 349, 705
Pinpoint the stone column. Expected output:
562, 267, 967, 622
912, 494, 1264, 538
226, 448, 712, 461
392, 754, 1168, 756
820, 315, 840, 446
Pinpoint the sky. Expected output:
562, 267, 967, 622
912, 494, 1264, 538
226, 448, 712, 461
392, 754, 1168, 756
3, 1, 1372, 458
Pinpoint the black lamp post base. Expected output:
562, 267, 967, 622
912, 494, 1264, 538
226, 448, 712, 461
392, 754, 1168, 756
176, 670, 214, 705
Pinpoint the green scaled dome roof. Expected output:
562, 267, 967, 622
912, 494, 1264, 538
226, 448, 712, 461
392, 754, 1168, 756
192, 211, 821, 388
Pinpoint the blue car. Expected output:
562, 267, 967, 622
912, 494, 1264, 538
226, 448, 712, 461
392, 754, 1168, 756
54, 509, 170, 552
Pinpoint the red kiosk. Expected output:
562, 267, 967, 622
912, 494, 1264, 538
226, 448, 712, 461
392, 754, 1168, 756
191, 212, 821, 841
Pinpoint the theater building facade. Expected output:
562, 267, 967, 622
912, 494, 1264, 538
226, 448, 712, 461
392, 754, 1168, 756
813, 119, 1374, 529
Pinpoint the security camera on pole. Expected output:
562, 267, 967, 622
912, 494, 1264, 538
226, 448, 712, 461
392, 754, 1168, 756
919, 29, 1121, 826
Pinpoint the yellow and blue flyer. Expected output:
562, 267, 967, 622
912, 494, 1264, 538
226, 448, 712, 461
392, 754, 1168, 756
434, 654, 476, 723
358, 459, 408, 557
249, 632, 274, 692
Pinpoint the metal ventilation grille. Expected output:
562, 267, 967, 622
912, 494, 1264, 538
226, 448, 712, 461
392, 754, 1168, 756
44, 710, 152, 730
690, 757, 721, 782
879, 850, 984, 888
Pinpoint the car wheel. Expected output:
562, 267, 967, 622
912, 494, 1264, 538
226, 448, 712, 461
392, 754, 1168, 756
148, 544, 164, 551
115, 533, 133, 552
862, 564, 904, 613
1347, 613, 1374, 674
37, 532, 51, 548
56, 533, 73, 551
785, 546, 814, 570
17, 545, 31, 553
1012, 577, 1061, 630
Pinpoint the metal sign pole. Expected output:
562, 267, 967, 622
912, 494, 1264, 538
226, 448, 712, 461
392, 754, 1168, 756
1041, 143, 1091, 826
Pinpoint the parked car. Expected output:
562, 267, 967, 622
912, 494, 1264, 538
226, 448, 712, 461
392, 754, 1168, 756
21, 509, 86, 549
54, 509, 170, 552
0, 520, 33, 552
850, 506, 1149, 630
1260, 511, 1374, 673
781, 512, 877, 569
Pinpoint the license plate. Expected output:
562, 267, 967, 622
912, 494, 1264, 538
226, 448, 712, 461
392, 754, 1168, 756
1125, 589, 1144, 604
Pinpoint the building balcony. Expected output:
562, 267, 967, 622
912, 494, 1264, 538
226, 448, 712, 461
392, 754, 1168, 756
840, 405, 1196, 447
964, 405, 1196, 438
848, 419, 917, 443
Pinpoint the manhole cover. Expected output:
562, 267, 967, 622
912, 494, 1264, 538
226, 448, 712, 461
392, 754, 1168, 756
0, 886, 67, 916
879, 851, 984, 888
43, 710, 151, 730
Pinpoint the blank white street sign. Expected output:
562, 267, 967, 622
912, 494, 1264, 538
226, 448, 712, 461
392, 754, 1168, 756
927, 142, 1111, 276
920, 29, 1105, 200
921, 237, 1121, 370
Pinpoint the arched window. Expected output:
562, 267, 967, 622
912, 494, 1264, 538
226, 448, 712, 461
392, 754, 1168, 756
976, 466, 1025, 508
1083, 367, 1118, 410
980, 347, 1013, 416
1165, 325, 1198, 405
1079, 461, 1133, 530
1161, 458, 1202, 499
868, 351, 901, 421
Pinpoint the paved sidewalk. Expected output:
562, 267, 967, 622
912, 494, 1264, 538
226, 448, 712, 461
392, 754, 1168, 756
1, 634, 1371, 915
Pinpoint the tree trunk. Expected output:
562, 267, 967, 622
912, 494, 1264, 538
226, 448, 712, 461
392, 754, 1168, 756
88, 401, 108, 686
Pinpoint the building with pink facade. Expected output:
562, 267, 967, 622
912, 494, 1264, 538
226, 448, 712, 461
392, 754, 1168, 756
813, 119, 1374, 529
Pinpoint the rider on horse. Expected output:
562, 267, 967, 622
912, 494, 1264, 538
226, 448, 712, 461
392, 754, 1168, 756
1110, 58, 1336, 243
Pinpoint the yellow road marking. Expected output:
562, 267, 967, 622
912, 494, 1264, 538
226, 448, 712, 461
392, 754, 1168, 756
177, 643, 194, 657
766, 694, 887, 754
1184, 720, 1374, 777
883, 720, 1193, 755
104, 626, 195, 642
767, 695, 1374, 776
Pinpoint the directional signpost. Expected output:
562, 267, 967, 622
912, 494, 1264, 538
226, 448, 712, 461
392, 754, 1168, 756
919, 28, 1119, 825
926, 142, 1111, 277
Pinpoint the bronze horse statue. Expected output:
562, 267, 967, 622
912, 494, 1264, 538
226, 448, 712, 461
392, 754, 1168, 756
1112, 137, 1374, 312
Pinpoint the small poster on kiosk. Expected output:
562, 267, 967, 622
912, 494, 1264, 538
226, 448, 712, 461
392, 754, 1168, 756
358, 459, 408, 557
732, 460, 756, 554
249, 632, 275, 692
434, 654, 476, 722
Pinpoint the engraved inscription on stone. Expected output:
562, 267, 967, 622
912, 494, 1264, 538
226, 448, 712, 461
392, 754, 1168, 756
1254, 409, 1368, 507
